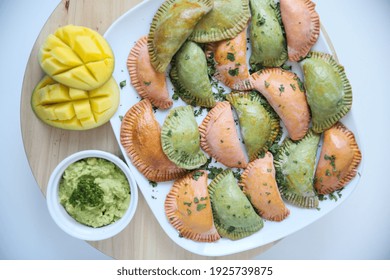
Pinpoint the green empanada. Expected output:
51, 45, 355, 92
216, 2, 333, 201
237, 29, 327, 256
274, 130, 320, 208
161, 105, 208, 169
170, 41, 216, 108
189, 0, 250, 43
208, 169, 263, 240
301, 52, 352, 133
148, 0, 213, 72
226, 91, 280, 161
249, 0, 288, 68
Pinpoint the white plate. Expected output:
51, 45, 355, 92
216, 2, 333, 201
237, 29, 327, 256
105, 0, 363, 257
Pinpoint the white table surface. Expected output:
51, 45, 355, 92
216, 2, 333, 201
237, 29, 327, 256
0, 0, 389, 260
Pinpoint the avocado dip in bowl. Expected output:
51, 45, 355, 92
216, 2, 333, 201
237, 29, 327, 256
46, 150, 138, 241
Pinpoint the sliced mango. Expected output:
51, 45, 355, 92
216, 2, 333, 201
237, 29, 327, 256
38, 25, 114, 91
31, 75, 119, 130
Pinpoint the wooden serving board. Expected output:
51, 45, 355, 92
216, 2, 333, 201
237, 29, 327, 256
21, 0, 280, 259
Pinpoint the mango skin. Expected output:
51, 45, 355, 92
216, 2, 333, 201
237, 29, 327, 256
31, 75, 119, 130
38, 25, 114, 91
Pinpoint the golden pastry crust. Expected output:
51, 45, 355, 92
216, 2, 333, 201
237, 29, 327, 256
199, 101, 248, 168
240, 152, 290, 222
127, 36, 173, 109
120, 99, 187, 182
314, 122, 362, 195
251, 68, 310, 140
205, 25, 252, 90
165, 170, 220, 242
280, 0, 320, 61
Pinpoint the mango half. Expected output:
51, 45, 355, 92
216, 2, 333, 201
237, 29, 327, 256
31, 75, 119, 130
38, 25, 114, 91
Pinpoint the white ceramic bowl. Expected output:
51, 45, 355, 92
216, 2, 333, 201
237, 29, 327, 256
46, 150, 138, 241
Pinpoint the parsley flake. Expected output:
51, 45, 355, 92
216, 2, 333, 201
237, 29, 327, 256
119, 80, 126, 89
196, 204, 207, 211
227, 52, 235, 62
228, 68, 239, 76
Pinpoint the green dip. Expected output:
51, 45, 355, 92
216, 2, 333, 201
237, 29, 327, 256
59, 157, 131, 228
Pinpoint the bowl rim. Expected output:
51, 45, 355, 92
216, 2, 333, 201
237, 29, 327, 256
46, 149, 138, 241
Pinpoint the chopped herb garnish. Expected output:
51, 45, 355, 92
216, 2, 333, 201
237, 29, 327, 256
69, 175, 103, 208
193, 107, 205, 117
232, 169, 242, 181
143, 81, 151, 86
264, 80, 270, 88
325, 169, 331, 176
210, 78, 226, 101
194, 197, 199, 204
192, 171, 204, 181
228, 68, 239, 76
119, 115, 123, 122
149, 181, 158, 187
329, 192, 338, 202
119, 80, 126, 89
281, 64, 292, 71
186, 209, 192, 215
183, 201, 192, 207
324, 154, 337, 171
196, 204, 207, 211
206, 53, 216, 76
207, 166, 224, 180
290, 83, 296, 91
279, 84, 285, 94
256, 13, 266, 26
227, 52, 235, 62
172, 92, 179, 101
294, 76, 305, 92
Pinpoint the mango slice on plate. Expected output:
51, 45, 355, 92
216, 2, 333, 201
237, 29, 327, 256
31, 75, 119, 130
38, 25, 114, 91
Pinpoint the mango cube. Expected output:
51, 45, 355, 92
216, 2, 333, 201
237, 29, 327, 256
90, 97, 112, 113
74, 35, 102, 62
73, 100, 92, 119
54, 103, 75, 120
69, 88, 88, 100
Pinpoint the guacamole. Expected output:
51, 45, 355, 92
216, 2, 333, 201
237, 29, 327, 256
59, 157, 131, 228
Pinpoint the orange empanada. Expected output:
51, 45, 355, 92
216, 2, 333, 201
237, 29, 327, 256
240, 152, 290, 222
165, 170, 220, 242
251, 68, 310, 141
280, 0, 320, 61
314, 122, 362, 195
120, 99, 187, 182
199, 101, 248, 168
205, 26, 252, 90
127, 36, 173, 109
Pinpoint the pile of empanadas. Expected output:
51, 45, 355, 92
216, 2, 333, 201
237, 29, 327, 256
119, 0, 361, 243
